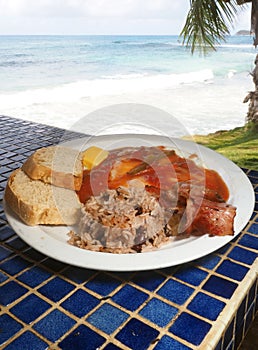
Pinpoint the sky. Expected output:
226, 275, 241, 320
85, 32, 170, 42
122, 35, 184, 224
0, 0, 252, 35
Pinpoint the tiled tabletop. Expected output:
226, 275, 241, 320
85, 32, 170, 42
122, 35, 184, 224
0, 115, 257, 350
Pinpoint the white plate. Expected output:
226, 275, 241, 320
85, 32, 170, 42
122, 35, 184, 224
4, 134, 255, 271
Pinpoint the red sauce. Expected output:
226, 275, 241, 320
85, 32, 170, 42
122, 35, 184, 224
77, 146, 229, 203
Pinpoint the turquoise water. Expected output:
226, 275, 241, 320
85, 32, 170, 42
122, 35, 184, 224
0, 35, 255, 92
0, 35, 256, 134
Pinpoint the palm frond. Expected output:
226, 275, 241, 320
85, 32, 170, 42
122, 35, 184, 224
180, 0, 241, 54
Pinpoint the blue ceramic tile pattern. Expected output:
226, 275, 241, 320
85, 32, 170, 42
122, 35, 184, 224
0, 226, 15, 241
187, 292, 226, 321
248, 222, 258, 235
238, 233, 258, 250
0, 281, 28, 306
6, 236, 28, 251
23, 248, 46, 262
115, 318, 159, 350
87, 303, 128, 334
85, 272, 121, 296
4, 331, 48, 350
59, 324, 105, 350
216, 260, 249, 281
169, 312, 211, 346
154, 335, 193, 350
61, 266, 95, 283
0, 255, 32, 275
157, 279, 194, 305
131, 271, 166, 291
202, 275, 238, 299
33, 309, 75, 342
196, 254, 221, 270
140, 298, 178, 327
228, 246, 257, 265
0, 270, 7, 282
38, 276, 74, 302
17, 266, 51, 287
103, 344, 122, 350
0, 245, 12, 260
10, 294, 51, 323
173, 266, 208, 286
112, 284, 149, 311
41, 257, 66, 271
223, 318, 234, 349
61, 289, 99, 318
0, 314, 22, 345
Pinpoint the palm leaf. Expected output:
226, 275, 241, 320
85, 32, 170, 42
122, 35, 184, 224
180, 0, 241, 54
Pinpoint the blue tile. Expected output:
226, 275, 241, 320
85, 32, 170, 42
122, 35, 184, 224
214, 338, 222, 350
236, 296, 247, 332
0, 270, 7, 283
4, 331, 48, 350
216, 260, 249, 281
173, 266, 208, 286
0, 245, 12, 260
132, 271, 165, 291
202, 275, 238, 299
247, 223, 258, 235
59, 324, 105, 350
0, 226, 15, 241
0, 255, 32, 275
223, 318, 234, 349
228, 246, 257, 265
41, 257, 66, 271
112, 285, 149, 311
0, 281, 28, 306
115, 318, 159, 350
38, 277, 74, 302
61, 289, 99, 317
140, 298, 178, 327
17, 266, 51, 287
23, 248, 46, 262
0, 314, 22, 344
238, 234, 258, 251
247, 281, 256, 310
157, 279, 194, 305
33, 310, 75, 342
169, 312, 211, 346
85, 273, 120, 296
6, 236, 28, 251
154, 335, 193, 350
103, 344, 121, 350
245, 303, 255, 335
187, 292, 226, 321
87, 303, 128, 334
61, 266, 95, 284
195, 255, 221, 270
10, 294, 51, 323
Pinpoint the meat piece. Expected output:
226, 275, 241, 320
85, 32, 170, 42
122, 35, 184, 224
186, 198, 236, 236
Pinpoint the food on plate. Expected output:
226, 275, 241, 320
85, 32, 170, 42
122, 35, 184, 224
82, 146, 109, 169
69, 181, 166, 253
70, 145, 236, 253
4, 143, 236, 253
5, 168, 81, 226
22, 145, 83, 191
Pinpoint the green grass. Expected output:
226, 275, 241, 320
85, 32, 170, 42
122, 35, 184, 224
185, 122, 258, 170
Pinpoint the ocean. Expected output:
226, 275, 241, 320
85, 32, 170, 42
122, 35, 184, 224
0, 35, 256, 137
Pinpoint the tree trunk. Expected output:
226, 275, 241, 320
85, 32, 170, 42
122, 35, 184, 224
244, 54, 258, 124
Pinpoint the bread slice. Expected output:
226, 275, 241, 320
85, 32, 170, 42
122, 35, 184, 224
22, 146, 83, 191
5, 168, 81, 226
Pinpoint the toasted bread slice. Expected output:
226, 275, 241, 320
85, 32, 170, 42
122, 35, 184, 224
5, 168, 81, 226
22, 146, 83, 191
